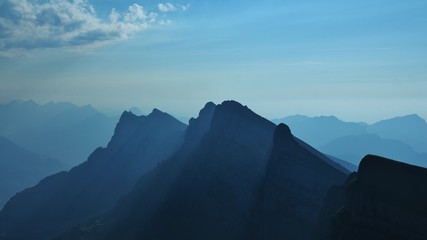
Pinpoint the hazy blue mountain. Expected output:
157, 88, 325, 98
319, 134, 427, 168
368, 114, 427, 153
315, 155, 427, 240
54, 101, 348, 240
272, 115, 366, 147
0, 136, 65, 210
274, 114, 427, 168
0, 100, 119, 166
0, 109, 186, 240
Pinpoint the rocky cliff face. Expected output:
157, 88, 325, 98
317, 155, 427, 240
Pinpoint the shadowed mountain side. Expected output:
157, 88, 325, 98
315, 155, 427, 240
319, 134, 427, 167
105, 100, 276, 240
53, 100, 275, 240
0, 137, 65, 209
294, 138, 349, 174
0, 100, 118, 167
0, 109, 187, 240
55, 101, 348, 240
246, 124, 348, 240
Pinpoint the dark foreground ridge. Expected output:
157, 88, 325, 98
316, 154, 427, 240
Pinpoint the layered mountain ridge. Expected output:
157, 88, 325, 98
274, 114, 427, 168
0, 109, 186, 240
0, 100, 118, 167
51, 101, 348, 240
0, 137, 65, 209
2, 100, 421, 240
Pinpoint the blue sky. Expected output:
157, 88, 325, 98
0, 0, 426, 122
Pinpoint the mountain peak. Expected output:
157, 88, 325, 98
276, 123, 292, 136
210, 100, 275, 135
272, 123, 296, 147
218, 100, 251, 112
402, 114, 426, 124
185, 102, 216, 149
119, 110, 139, 122
148, 108, 167, 119
188, 102, 216, 125
373, 114, 426, 125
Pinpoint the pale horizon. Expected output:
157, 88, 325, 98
1, 0, 426, 124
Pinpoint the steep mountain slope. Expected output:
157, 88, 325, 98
0, 137, 65, 209
246, 124, 348, 240
316, 155, 427, 240
319, 134, 426, 167
0, 100, 118, 166
0, 109, 186, 240
57, 101, 348, 240
105, 100, 276, 240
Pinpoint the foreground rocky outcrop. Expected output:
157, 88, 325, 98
316, 155, 427, 240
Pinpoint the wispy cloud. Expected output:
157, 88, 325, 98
158, 3, 190, 13
158, 3, 176, 13
0, 0, 187, 56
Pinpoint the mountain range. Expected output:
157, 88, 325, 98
0, 108, 186, 239
273, 114, 427, 167
0, 100, 426, 240
0, 137, 64, 209
0, 100, 119, 167
0, 101, 349, 240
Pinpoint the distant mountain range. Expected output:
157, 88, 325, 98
0, 108, 186, 239
0, 100, 119, 167
0, 136, 65, 209
0, 100, 426, 240
0, 101, 349, 240
273, 114, 427, 167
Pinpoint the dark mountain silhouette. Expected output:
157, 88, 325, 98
53, 101, 348, 240
0, 109, 186, 240
319, 134, 427, 167
246, 124, 348, 240
0, 136, 65, 209
0, 100, 118, 167
315, 155, 427, 240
